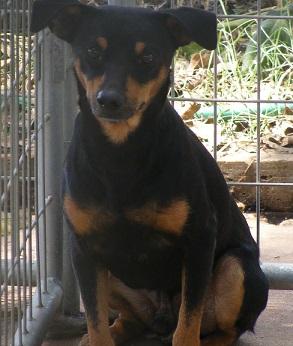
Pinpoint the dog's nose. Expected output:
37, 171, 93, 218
96, 90, 124, 110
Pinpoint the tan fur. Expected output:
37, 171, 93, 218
109, 274, 159, 344
74, 61, 168, 145
74, 59, 87, 89
200, 256, 245, 345
166, 256, 245, 345
135, 41, 145, 55
81, 270, 114, 346
63, 196, 114, 236
98, 113, 142, 144
126, 66, 168, 110
86, 76, 105, 103
173, 269, 203, 346
110, 317, 129, 344
74, 59, 105, 101
126, 199, 189, 236
98, 67, 168, 144
109, 274, 158, 324
96, 36, 108, 50
213, 256, 245, 330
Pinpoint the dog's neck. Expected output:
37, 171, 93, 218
66, 76, 179, 204
66, 75, 188, 206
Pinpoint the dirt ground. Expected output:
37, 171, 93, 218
43, 214, 293, 346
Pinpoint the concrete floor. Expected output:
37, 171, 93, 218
42, 290, 293, 346
43, 215, 293, 346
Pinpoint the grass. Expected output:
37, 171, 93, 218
173, 1, 293, 150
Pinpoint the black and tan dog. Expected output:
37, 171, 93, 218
31, 1, 268, 345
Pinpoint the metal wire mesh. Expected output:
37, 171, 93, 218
169, 0, 293, 246
0, 0, 292, 345
0, 1, 52, 344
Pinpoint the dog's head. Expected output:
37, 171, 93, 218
31, 0, 217, 142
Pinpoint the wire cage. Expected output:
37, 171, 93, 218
0, 0, 293, 345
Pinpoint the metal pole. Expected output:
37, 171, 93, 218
261, 263, 293, 290
62, 44, 80, 316
38, 30, 66, 284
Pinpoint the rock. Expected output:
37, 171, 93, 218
218, 151, 293, 212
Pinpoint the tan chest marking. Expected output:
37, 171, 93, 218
63, 196, 114, 236
99, 113, 142, 144
125, 199, 190, 236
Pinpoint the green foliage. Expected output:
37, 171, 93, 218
242, 5, 293, 76
178, 42, 203, 59
174, 1, 293, 144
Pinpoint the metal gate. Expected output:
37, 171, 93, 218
0, 0, 292, 345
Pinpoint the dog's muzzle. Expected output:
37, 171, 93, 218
92, 89, 130, 122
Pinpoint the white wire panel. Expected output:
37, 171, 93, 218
0, 1, 50, 345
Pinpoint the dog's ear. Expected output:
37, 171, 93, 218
30, 0, 90, 42
159, 7, 217, 50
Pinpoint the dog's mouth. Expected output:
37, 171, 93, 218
90, 101, 146, 123
97, 116, 123, 123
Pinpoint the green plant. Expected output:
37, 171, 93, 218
173, 1, 293, 146
242, 5, 293, 79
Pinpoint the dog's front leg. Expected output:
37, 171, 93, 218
173, 214, 217, 346
72, 240, 114, 346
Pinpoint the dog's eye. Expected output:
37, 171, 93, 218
87, 47, 103, 62
139, 54, 153, 65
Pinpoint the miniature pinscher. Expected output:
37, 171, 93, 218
31, 1, 268, 345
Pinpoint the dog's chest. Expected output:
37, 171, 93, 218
64, 196, 187, 289
64, 195, 189, 237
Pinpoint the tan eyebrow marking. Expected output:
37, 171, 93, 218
96, 36, 108, 50
135, 41, 145, 55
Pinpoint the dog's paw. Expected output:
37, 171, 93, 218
79, 333, 89, 346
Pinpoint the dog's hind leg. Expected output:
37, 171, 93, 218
109, 275, 162, 345
200, 255, 244, 346
201, 250, 268, 346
